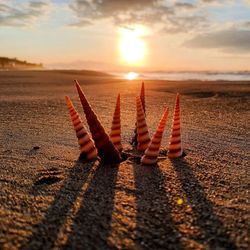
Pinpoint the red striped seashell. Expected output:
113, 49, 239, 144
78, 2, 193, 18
136, 96, 150, 151
110, 94, 123, 151
141, 107, 169, 165
131, 82, 146, 146
75, 80, 121, 164
168, 93, 183, 158
65, 96, 97, 160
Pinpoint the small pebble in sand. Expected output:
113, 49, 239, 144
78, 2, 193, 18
33, 146, 40, 150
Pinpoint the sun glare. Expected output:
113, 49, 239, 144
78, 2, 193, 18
119, 27, 146, 65
125, 72, 139, 80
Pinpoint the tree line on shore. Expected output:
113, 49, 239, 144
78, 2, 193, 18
0, 57, 43, 70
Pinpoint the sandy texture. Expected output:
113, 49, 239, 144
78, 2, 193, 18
0, 71, 249, 249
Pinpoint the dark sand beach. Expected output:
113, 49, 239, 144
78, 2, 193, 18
0, 70, 249, 249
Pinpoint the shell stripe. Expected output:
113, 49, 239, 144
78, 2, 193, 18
136, 96, 150, 151
167, 93, 183, 159
65, 95, 97, 160
141, 107, 169, 165
110, 94, 123, 151
75, 80, 121, 164
169, 139, 181, 145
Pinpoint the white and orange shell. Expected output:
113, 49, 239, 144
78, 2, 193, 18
110, 94, 123, 151
141, 107, 169, 165
167, 93, 183, 158
75, 80, 121, 163
65, 96, 97, 160
136, 96, 150, 151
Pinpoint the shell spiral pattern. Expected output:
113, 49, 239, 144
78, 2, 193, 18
75, 80, 121, 164
110, 94, 123, 151
167, 93, 183, 158
136, 96, 150, 151
141, 107, 169, 165
132, 82, 145, 146
65, 96, 97, 160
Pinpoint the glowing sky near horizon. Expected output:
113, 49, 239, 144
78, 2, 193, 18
0, 0, 250, 71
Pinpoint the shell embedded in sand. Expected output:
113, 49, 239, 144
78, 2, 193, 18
110, 94, 123, 151
167, 93, 183, 158
136, 95, 150, 151
75, 80, 121, 164
140, 81, 146, 114
132, 82, 146, 146
65, 96, 97, 160
141, 107, 169, 165
65, 81, 184, 162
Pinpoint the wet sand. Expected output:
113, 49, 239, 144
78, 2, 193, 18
0, 70, 249, 249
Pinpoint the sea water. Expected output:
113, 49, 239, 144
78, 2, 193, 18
113, 71, 250, 81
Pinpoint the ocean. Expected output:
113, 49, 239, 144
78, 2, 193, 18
113, 71, 250, 81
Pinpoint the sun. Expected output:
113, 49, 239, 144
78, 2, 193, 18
119, 27, 146, 65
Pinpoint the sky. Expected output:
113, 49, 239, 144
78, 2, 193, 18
0, 0, 250, 71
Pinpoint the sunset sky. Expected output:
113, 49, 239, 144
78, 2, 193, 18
0, 0, 250, 71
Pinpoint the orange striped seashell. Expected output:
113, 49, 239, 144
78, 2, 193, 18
141, 107, 169, 165
75, 80, 121, 164
167, 93, 183, 158
65, 96, 97, 160
136, 96, 150, 151
110, 94, 123, 151
131, 82, 146, 146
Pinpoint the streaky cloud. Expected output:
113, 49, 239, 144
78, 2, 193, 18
69, 0, 208, 34
185, 28, 250, 53
0, 1, 49, 27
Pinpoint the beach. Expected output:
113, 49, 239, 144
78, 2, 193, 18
0, 70, 249, 249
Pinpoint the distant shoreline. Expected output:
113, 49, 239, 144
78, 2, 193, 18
1, 68, 250, 81
0, 57, 43, 70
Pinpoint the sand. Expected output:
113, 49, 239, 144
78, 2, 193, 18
0, 70, 249, 250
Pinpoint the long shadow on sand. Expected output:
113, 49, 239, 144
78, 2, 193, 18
133, 163, 183, 250
21, 160, 97, 250
63, 164, 118, 249
171, 158, 237, 249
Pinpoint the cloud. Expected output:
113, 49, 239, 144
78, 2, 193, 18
162, 15, 208, 34
174, 2, 195, 10
69, 0, 208, 33
69, 0, 171, 26
243, 21, 250, 28
184, 28, 250, 53
0, 1, 50, 27
70, 0, 211, 34
201, 0, 217, 2
68, 19, 93, 27
201, 0, 227, 3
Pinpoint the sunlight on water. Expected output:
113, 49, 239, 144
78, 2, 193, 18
125, 72, 139, 80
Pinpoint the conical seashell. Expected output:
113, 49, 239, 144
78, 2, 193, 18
110, 94, 123, 151
141, 107, 169, 165
140, 81, 146, 114
65, 96, 97, 160
131, 82, 146, 146
75, 80, 121, 164
136, 96, 150, 151
167, 93, 183, 158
